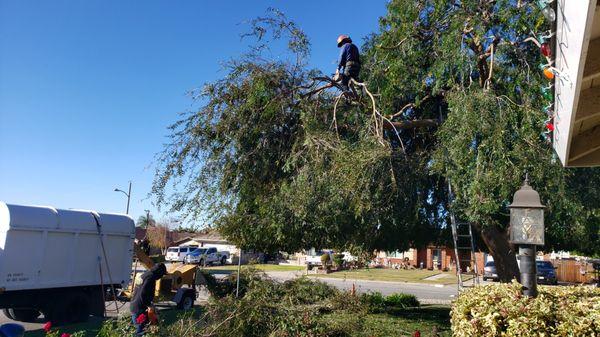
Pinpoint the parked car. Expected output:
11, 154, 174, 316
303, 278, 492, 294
305, 250, 334, 269
165, 245, 198, 262
536, 260, 558, 285
184, 247, 230, 266
483, 261, 499, 281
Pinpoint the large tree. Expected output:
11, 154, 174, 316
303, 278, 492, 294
153, 4, 600, 280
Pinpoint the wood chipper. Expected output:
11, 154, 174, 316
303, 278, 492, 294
122, 244, 202, 310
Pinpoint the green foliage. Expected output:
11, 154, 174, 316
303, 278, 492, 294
384, 293, 420, 308
332, 254, 345, 268
360, 292, 386, 313
451, 281, 600, 336
152, 8, 440, 254
321, 253, 331, 266
152, 2, 600, 259
197, 267, 264, 298
360, 292, 420, 313
97, 316, 135, 337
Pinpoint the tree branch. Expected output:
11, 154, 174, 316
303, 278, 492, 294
383, 119, 440, 130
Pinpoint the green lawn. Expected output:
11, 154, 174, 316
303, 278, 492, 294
310, 268, 466, 285
204, 263, 305, 272
323, 304, 451, 337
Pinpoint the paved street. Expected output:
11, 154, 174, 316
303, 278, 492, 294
266, 271, 458, 304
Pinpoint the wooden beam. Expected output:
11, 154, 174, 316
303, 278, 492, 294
575, 85, 600, 122
569, 125, 600, 161
568, 147, 600, 167
583, 37, 600, 80
383, 119, 440, 130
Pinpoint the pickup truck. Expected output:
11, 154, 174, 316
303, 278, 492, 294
184, 247, 230, 266
305, 250, 334, 269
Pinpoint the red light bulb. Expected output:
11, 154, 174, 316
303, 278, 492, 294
545, 121, 555, 131
541, 43, 552, 57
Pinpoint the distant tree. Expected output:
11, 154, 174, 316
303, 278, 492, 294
146, 224, 169, 254
136, 214, 156, 229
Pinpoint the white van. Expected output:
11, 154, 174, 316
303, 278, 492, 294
165, 245, 198, 262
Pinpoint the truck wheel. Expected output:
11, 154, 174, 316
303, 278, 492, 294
9, 308, 40, 322
2, 309, 15, 320
177, 294, 195, 310
221, 256, 227, 265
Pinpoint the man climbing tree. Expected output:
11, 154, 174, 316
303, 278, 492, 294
334, 34, 360, 92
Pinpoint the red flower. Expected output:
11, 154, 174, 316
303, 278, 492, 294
61, 334, 71, 337
136, 313, 147, 324
413, 331, 421, 337
43, 321, 52, 332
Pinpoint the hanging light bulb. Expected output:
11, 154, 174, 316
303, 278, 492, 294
541, 43, 552, 57
541, 86, 553, 100
545, 121, 555, 131
543, 67, 555, 79
542, 6, 556, 22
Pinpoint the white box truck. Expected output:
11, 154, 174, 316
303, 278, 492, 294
0, 202, 134, 324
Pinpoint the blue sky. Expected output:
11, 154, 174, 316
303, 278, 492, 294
0, 0, 387, 225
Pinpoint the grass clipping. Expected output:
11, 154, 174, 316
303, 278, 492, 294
451, 281, 600, 336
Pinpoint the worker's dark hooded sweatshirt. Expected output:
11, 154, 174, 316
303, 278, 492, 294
130, 263, 167, 315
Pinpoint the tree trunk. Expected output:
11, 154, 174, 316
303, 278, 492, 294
478, 225, 520, 282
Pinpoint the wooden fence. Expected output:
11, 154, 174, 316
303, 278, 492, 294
551, 259, 597, 284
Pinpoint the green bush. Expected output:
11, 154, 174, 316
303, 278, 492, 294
451, 281, 600, 337
359, 292, 420, 313
333, 254, 345, 268
360, 292, 386, 313
384, 293, 420, 308
321, 253, 331, 266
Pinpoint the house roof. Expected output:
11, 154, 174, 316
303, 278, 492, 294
554, 2, 600, 166
188, 230, 230, 244
135, 227, 147, 241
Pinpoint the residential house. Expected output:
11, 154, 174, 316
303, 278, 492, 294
376, 245, 488, 275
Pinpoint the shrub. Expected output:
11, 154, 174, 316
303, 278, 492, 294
360, 292, 386, 313
281, 277, 338, 305
321, 253, 331, 266
197, 267, 264, 298
384, 293, 420, 308
332, 254, 345, 268
359, 292, 420, 313
451, 281, 600, 337
200, 276, 345, 337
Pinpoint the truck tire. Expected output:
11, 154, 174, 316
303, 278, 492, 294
2, 309, 15, 320
221, 256, 227, 265
176, 293, 195, 310
45, 291, 91, 325
9, 308, 40, 322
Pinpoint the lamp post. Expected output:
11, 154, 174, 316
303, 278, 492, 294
114, 181, 132, 215
509, 175, 545, 297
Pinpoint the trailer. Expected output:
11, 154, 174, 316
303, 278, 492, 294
0, 202, 134, 324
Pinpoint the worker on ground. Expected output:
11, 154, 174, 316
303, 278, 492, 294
130, 263, 167, 336
333, 34, 361, 93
